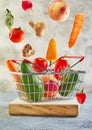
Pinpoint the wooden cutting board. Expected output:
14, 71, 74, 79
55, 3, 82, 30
9, 98, 79, 117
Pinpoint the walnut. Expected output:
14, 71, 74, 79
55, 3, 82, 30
29, 21, 46, 37
22, 44, 35, 58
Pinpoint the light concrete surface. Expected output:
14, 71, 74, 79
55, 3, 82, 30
0, 92, 92, 130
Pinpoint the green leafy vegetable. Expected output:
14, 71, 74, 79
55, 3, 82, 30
5, 9, 14, 31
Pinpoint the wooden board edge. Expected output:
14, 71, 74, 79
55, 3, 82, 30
9, 103, 79, 117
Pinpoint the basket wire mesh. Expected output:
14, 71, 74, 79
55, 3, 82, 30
10, 69, 86, 102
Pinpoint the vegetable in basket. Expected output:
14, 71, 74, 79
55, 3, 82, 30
44, 80, 59, 98
20, 61, 44, 101
59, 71, 79, 96
32, 57, 48, 72
40, 75, 59, 98
5, 60, 23, 91
54, 57, 69, 80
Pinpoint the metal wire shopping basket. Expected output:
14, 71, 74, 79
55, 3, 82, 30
9, 56, 86, 102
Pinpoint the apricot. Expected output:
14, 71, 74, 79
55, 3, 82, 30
40, 75, 57, 83
48, 0, 70, 22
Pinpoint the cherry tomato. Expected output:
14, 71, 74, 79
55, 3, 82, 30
9, 28, 25, 43
32, 57, 48, 72
76, 89, 86, 104
22, 0, 33, 11
54, 58, 69, 80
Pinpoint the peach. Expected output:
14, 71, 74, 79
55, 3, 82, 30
40, 75, 57, 83
48, 0, 70, 22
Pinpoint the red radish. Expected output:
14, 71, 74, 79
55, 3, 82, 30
44, 80, 59, 98
22, 0, 33, 11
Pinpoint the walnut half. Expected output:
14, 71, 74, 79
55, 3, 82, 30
22, 44, 35, 58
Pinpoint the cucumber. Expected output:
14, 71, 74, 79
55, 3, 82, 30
20, 61, 44, 102
59, 72, 79, 96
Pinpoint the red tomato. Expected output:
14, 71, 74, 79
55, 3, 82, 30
9, 28, 25, 43
32, 57, 48, 72
54, 58, 69, 80
76, 89, 86, 104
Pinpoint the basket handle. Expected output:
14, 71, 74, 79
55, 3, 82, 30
11, 56, 85, 72
11, 59, 47, 72
58, 56, 85, 62
58, 56, 85, 69
50, 56, 85, 67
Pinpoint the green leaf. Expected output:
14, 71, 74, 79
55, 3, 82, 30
5, 9, 14, 31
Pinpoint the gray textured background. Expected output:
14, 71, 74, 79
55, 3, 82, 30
0, 0, 92, 92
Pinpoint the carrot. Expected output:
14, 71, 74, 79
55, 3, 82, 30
5, 60, 23, 91
68, 13, 84, 48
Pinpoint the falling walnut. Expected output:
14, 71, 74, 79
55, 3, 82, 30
29, 21, 46, 37
22, 44, 35, 58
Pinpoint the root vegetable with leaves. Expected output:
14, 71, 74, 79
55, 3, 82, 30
5, 9, 25, 43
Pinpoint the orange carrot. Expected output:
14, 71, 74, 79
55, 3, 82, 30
5, 60, 23, 91
68, 13, 84, 48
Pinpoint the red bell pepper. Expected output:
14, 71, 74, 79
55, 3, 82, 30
54, 58, 69, 80
76, 89, 86, 104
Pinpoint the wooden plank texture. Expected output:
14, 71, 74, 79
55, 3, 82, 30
9, 98, 79, 117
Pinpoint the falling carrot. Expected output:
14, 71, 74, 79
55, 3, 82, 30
68, 13, 84, 48
5, 60, 23, 91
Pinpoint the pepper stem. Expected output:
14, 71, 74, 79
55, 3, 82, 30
49, 61, 53, 66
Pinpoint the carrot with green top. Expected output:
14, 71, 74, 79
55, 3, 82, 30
68, 13, 84, 48
5, 60, 23, 91
46, 38, 57, 66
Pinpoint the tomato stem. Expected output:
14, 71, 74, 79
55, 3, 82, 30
80, 89, 85, 93
18, 27, 21, 30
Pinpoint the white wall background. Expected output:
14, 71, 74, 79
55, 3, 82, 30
0, 0, 92, 92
